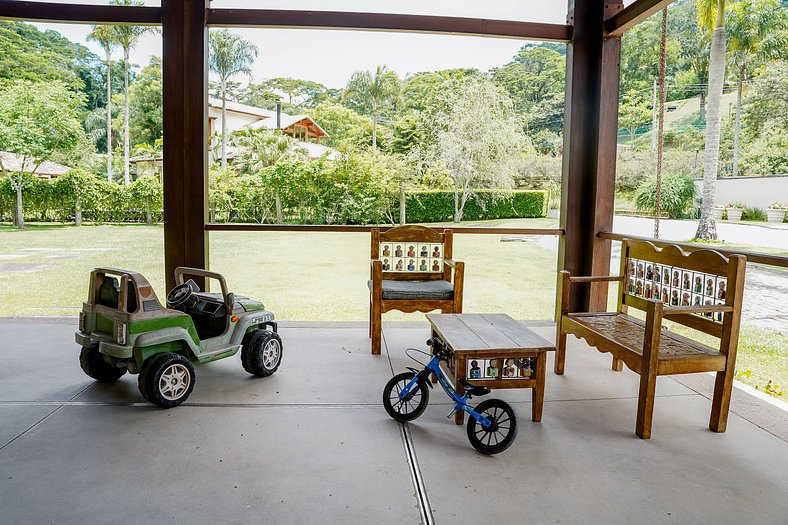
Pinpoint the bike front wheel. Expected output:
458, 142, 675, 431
466, 398, 518, 455
383, 372, 429, 422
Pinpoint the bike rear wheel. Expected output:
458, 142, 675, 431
383, 372, 429, 422
466, 398, 518, 455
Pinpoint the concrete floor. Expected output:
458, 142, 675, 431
1, 319, 787, 524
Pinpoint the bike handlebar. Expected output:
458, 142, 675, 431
426, 337, 452, 361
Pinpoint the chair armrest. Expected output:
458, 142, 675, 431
443, 258, 463, 269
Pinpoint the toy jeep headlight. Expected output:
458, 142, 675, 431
115, 322, 127, 345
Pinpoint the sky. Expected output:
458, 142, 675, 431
31, 0, 570, 89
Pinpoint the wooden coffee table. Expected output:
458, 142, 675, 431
426, 313, 555, 425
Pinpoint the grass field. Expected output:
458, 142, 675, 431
1, 221, 784, 400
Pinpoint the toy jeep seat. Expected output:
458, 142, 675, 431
98, 276, 120, 308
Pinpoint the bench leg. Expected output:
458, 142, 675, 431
612, 357, 624, 372
635, 371, 657, 439
370, 301, 382, 355
709, 368, 735, 433
554, 329, 566, 375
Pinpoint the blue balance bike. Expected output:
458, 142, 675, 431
383, 338, 518, 455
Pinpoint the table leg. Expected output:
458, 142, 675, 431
430, 329, 438, 384
454, 354, 466, 425
532, 351, 547, 422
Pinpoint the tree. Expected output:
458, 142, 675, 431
619, 89, 653, 142
694, 0, 728, 240
727, 0, 788, 176
431, 77, 528, 222
309, 102, 373, 150
0, 80, 85, 228
129, 56, 163, 147
87, 24, 117, 182
209, 29, 259, 169
344, 65, 401, 152
109, 0, 156, 185
232, 129, 307, 222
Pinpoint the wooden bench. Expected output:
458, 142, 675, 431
555, 240, 746, 439
369, 225, 464, 355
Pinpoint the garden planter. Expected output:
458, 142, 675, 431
767, 209, 786, 223
711, 208, 725, 221
726, 208, 742, 221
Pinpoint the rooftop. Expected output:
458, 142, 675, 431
1, 318, 786, 523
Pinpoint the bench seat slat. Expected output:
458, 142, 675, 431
566, 313, 727, 374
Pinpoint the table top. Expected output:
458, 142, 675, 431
426, 313, 554, 354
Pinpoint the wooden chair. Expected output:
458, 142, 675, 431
555, 240, 746, 439
369, 225, 464, 355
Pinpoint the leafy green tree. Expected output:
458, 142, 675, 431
129, 56, 163, 147
619, 89, 653, 142
431, 77, 528, 222
52, 169, 102, 225
727, 0, 788, 176
232, 129, 307, 222
87, 24, 117, 182
309, 102, 373, 150
209, 29, 259, 169
344, 65, 401, 152
694, 0, 729, 240
109, 0, 157, 185
0, 80, 86, 228
128, 173, 162, 223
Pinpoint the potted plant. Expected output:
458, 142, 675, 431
767, 203, 786, 223
711, 204, 725, 221
725, 202, 744, 222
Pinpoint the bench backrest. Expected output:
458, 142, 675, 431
371, 225, 452, 282
619, 240, 746, 338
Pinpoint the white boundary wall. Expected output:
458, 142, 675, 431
695, 175, 788, 209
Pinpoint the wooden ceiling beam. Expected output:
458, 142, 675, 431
207, 9, 572, 42
604, 0, 674, 37
0, 0, 161, 25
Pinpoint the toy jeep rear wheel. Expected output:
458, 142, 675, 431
80, 342, 126, 383
138, 352, 195, 408
241, 330, 282, 377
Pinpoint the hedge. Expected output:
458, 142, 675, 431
403, 190, 549, 223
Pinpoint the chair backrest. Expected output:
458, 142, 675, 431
371, 225, 453, 282
619, 240, 746, 338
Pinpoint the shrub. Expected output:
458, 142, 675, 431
742, 207, 766, 221
403, 190, 548, 223
634, 172, 696, 219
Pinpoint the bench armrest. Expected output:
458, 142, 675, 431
662, 304, 733, 316
557, 270, 622, 317
569, 275, 625, 283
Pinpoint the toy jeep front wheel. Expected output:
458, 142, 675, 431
241, 330, 282, 377
138, 353, 195, 408
80, 342, 127, 383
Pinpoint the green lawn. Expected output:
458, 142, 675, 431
1, 220, 784, 400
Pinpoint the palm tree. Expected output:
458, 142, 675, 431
209, 29, 259, 169
233, 129, 307, 223
727, 0, 788, 176
694, 0, 728, 240
110, 0, 156, 185
87, 25, 117, 183
344, 65, 401, 152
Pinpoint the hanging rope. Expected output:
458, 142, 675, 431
654, 7, 668, 240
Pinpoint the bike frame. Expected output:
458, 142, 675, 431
400, 355, 492, 428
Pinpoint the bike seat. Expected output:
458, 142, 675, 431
459, 379, 490, 398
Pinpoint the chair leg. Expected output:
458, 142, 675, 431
709, 368, 735, 433
368, 297, 373, 339
554, 329, 566, 375
371, 301, 382, 355
635, 370, 658, 439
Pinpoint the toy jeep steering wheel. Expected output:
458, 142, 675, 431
167, 283, 193, 307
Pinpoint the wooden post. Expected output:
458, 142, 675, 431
162, 0, 209, 291
558, 0, 623, 314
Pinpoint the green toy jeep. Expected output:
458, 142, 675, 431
76, 267, 282, 408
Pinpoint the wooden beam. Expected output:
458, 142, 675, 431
206, 223, 564, 236
559, 0, 622, 313
0, 0, 160, 24
207, 9, 572, 42
605, 0, 674, 37
162, 0, 208, 290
